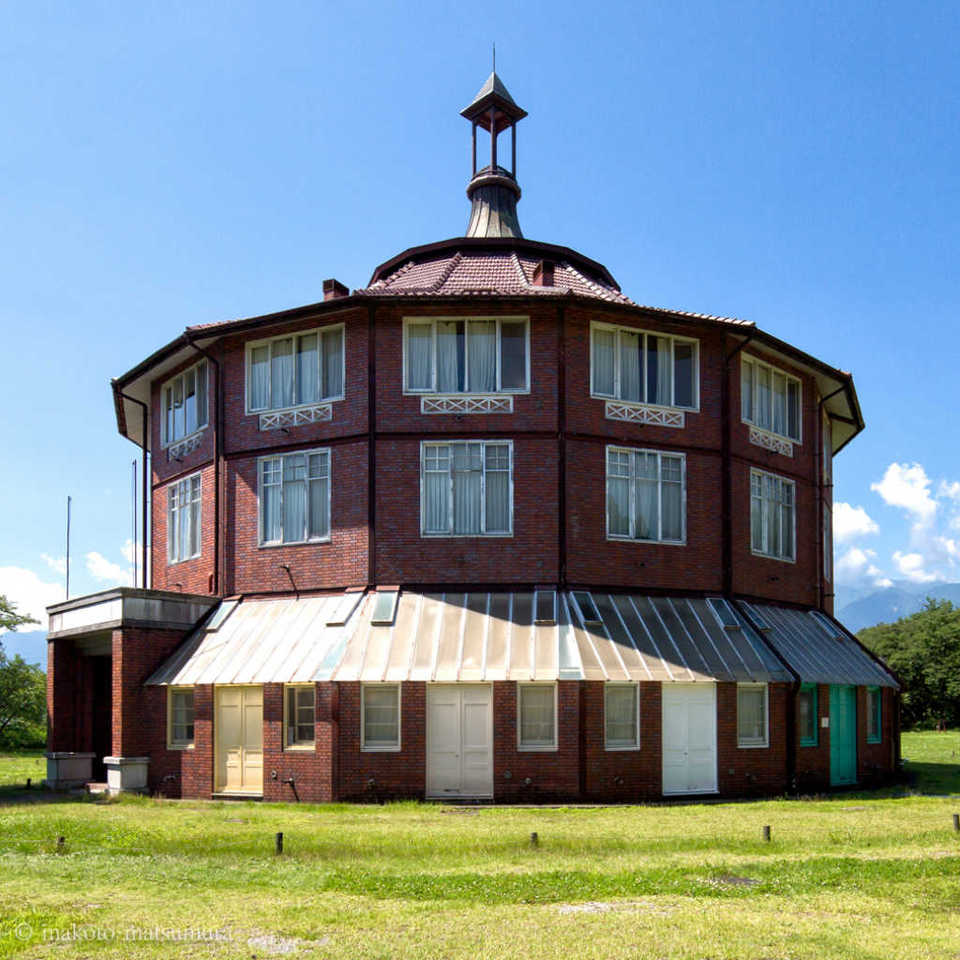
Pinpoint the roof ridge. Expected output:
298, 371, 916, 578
509, 250, 532, 288
433, 251, 462, 291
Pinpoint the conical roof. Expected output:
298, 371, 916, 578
461, 71, 527, 124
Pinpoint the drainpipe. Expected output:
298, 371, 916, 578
721, 332, 756, 597
119, 391, 149, 589
817, 385, 845, 613
183, 334, 222, 595
367, 303, 377, 587
557, 303, 567, 589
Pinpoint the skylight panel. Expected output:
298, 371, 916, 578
707, 597, 740, 630
534, 588, 557, 625
571, 591, 602, 625
205, 599, 238, 632
370, 590, 399, 626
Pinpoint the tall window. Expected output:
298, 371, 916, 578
750, 469, 796, 561
162, 360, 208, 446
285, 686, 315, 748
607, 447, 685, 543
741, 356, 801, 442
421, 441, 512, 536
247, 325, 344, 412
866, 688, 882, 743
590, 322, 698, 409
361, 684, 400, 751
403, 317, 529, 393
605, 684, 640, 750
737, 683, 768, 748
259, 449, 330, 545
168, 688, 194, 748
167, 473, 202, 563
798, 684, 818, 747
518, 684, 557, 750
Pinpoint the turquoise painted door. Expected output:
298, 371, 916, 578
829, 685, 857, 786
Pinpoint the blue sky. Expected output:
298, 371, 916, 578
2, 0, 959, 634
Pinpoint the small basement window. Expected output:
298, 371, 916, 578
534, 588, 557, 625
285, 685, 316, 749
371, 590, 399, 626
168, 688, 194, 749
798, 684, 818, 747
571, 591, 602, 625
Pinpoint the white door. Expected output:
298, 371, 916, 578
216, 686, 263, 794
427, 685, 493, 798
662, 683, 717, 795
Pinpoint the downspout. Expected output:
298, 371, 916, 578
817, 385, 845, 613
119, 391, 149, 589
557, 303, 567, 589
367, 303, 377, 587
722, 332, 756, 597
183, 334, 222, 595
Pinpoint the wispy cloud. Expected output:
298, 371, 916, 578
41, 553, 67, 576
0, 566, 63, 628
892, 550, 939, 583
833, 503, 878, 544
85, 551, 132, 585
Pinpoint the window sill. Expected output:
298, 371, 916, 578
165, 431, 206, 462
604, 744, 641, 752
421, 532, 513, 539
283, 744, 316, 753
361, 744, 401, 753
607, 535, 686, 547
517, 744, 558, 753
737, 741, 769, 749
255, 402, 336, 431
167, 553, 202, 567
259, 538, 331, 549
601, 399, 694, 428
799, 740, 819, 749
167, 743, 194, 752
750, 549, 797, 565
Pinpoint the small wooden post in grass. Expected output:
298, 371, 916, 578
56, 836, 65, 853
952, 813, 959, 832
530, 832, 539, 847
762, 825, 771, 842
275, 832, 284, 855
25, 778, 31, 790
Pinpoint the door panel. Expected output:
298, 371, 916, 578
427, 685, 493, 798
829, 685, 857, 786
216, 687, 263, 794
662, 683, 717, 795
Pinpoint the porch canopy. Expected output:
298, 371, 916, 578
739, 602, 898, 688
147, 590, 793, 686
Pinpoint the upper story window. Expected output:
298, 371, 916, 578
403, 317, 529, 394
590, 322, 698, 409
259, 449, 330, 546
742, 355, 801, 443
606, 446, 685, 544
247, 324, 344, 413
168, 473, 202, 564
162, 360, 208, 447
750, 469, 795, 562
421, 440, 512, 537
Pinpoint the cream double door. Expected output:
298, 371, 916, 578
427, 685, 493, 799
662, 683, 718, 795
215, 686, 263, 794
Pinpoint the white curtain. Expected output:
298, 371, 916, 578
750, 474, 764, 552
520, 686, 554, 745
738, 687, 766, 743
661, 456, 683, 541
673, 342, 694, 409
592, 328, 616, 395
606, 449, 631, 537
436, 321, 462, 392
297, 334, 320, 405
172, 378, 184, 440
250, 345, 270, 410
634, 452, 659, 540
178, 483, 191, 561
781, 484, 795, 559
424, 445, 450, 533
271, 338, 295, 409
619, 330, 641, 402
452, 443, 482, 534
654, 337, 672, 405
406, 323, 433, 390
322, 327, 343, 399
484, 444, 510, 532
167, 488, 179, 562
756, 366, 771, 429
605, 686, 637, 744
196, 362, 208, 428
184, 368, 197, 435
467, 320, 497, 392
262, 460, 282, 543
188, 475, 202, 556
772, 372, 787, 435
363, 686, 399, 745
282, 454, 307, 543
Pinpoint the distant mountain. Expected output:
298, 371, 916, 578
837, 580, 960, 633
0, 630, 47, 667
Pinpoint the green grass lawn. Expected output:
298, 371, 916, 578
0, 733, 958, 959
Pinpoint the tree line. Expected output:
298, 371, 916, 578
0, 594, 45, 748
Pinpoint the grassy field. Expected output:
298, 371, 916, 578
0, 734, 958, 959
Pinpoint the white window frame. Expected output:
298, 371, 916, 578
402, 316, 530, 395
750, 468, 797, 563
517, 682, 558, 752
167, 687, 195, 750
361, 683, 401, 752
605, 445, 687, 544
283, 684, 316, 751
604, 683, 641, 751
741, 355, 802, 444
737, 682, 769, 749
161, 359, 208, 448
589, 320, 700, 411
244, 322, 345, 415
167, 472, 203, 565
257, 448, 331, 547
420, 440, 513, 538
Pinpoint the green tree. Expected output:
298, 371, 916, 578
0, 654, 46, 747
0, 594, 38, 637
859, 598, 960, 728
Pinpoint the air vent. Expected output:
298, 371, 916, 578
571, 591, 602, 625
370, 590, 399, 626
534, 588, 557, 625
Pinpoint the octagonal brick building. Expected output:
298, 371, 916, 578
46, 72, 898, 803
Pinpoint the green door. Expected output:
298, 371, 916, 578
829, 685, 857, 786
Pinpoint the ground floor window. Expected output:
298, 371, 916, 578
737, 683, 768, 748
285, 685, 315, 748
168, 687, 194, 748
798, 683, 818, 746
604, 684, 640, 750
866, 687, 882, 743
517, 684, 557, 751
361, 684, 401, 751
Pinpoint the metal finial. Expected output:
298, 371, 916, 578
492, 42, 495, 72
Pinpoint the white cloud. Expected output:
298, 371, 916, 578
85, 552, 132, 586
871, 463, 937, 522
835, 547, 890, 588
892, 550, 939, 583
939, 480, 960, 502
120, 539, 135, 564
41, 553, 67, 575
0, 566, 64, 629
833, 503, 879, 543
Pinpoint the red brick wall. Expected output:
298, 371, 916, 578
716, 682, 789, 797
795, 683, 831, 793
858, 686, 897, 783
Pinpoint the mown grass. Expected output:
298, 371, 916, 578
0, 733, 958, 958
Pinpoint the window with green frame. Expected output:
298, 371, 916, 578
866, 687, 882, 743
798, 684, 818, 747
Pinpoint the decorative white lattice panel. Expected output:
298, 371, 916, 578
259, 403, 333, 431
604, 401, 685, 428
749, 426, 793, 457
421, 395, 514, 415
167, 433, 204, 461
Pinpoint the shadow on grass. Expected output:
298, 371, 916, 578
902, 760, 960, 796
